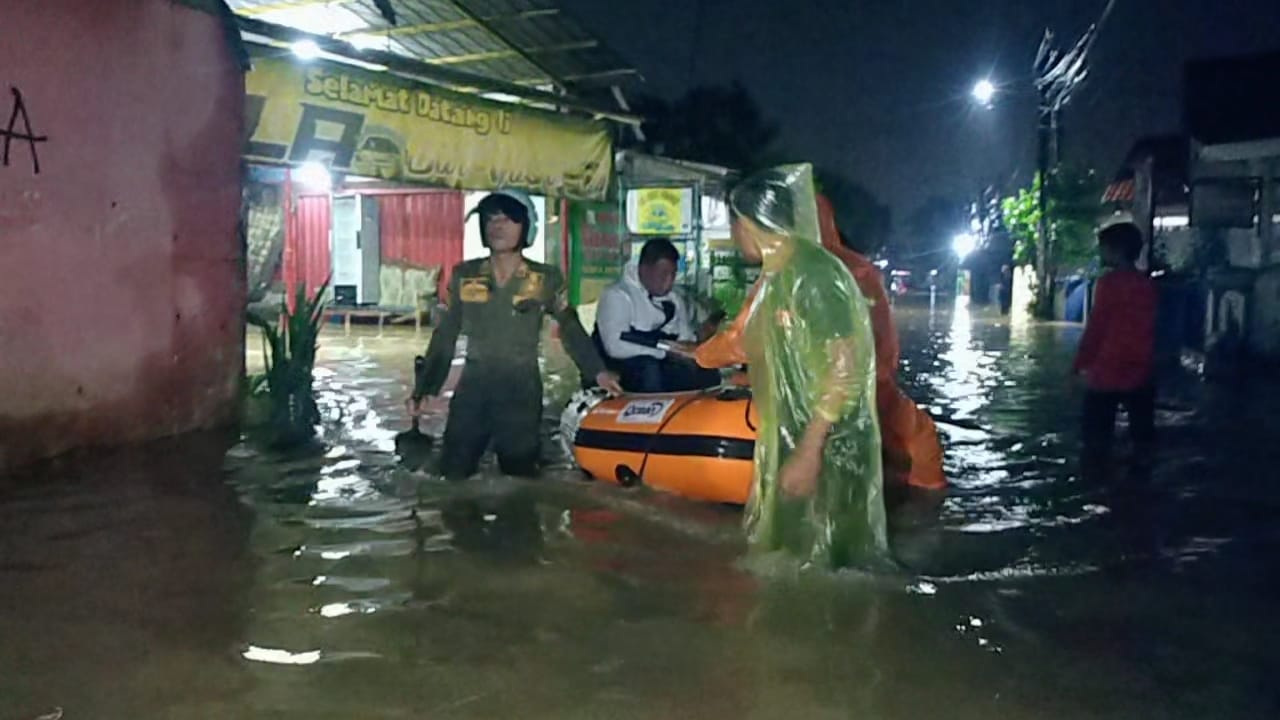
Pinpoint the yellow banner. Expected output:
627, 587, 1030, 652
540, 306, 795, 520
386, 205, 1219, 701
244, 55, 612, 200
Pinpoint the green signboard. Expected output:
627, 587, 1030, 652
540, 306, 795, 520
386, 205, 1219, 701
567, 201, 626, 306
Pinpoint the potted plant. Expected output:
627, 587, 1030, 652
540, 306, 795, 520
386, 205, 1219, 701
245, 281, 329, 448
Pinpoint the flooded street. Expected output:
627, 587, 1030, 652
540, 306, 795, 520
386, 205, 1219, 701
4, 301, 1279, 719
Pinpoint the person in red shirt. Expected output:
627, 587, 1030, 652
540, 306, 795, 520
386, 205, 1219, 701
1073, 221, 1158, 461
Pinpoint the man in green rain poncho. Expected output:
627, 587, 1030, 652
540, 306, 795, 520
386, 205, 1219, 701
724, 164, 889, 570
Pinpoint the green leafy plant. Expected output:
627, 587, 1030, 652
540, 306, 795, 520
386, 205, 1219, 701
1001, 168, 1104, 317
708, 250, 755, 319
246, 281, 329, 447
1001, 168, 1103, 272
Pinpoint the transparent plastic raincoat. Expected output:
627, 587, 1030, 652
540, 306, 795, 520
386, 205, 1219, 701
726, 164, 888, 569
696, 197, 946, 492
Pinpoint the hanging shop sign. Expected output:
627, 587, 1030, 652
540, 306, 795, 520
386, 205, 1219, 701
625, 186, 695, 236
244, 55, 612, 200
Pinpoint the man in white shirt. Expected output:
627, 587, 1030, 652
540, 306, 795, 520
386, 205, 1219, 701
593, 238, 721, 393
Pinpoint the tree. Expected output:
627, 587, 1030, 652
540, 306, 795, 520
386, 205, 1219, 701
621, 82, 780, 171
813, 166, 892, 254
1001, 167, 1103, 270
1001, 167, 1104, 317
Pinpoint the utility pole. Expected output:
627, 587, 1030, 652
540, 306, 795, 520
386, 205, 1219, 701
1035, 82, 1053, 319
1030, 0, 1116, 318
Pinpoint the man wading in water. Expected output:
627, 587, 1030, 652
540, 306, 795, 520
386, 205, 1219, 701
408, 191, 622, 480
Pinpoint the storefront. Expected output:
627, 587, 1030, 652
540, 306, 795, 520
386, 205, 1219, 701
240, 48, 616, 321
614, 152, 741, 308
558, 151, 748, 323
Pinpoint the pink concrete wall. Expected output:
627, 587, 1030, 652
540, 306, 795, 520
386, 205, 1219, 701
0, 0, 245, 470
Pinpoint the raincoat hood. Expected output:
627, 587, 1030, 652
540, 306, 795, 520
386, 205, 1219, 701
729, 164, 822, 251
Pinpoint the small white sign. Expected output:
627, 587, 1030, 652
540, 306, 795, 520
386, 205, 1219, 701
701, 195, 732, 239
616, 398, 676, 425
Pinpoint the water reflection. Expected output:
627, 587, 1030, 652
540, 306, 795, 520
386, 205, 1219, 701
0, 431, 253, 719
3, 312, 1279, 718
932, 298, 1000, 421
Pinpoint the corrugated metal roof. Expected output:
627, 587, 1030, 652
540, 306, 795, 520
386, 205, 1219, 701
228, 0, 640, 93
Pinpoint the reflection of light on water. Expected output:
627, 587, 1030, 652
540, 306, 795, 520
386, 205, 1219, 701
242, 645, 322, 665
304, 510, 417, 533
321, 459, 362, 475
927, 561, 1100, 583
310, 575, 393, 592
314, 594, 412, 618
1170, 536, 1231, 567
933, 299, 1000, 420
319, 602, 359, 618
954, 503, 1031, 533
310, 473, 375, 504
294, 545, 354, 561
907, 580, 938, 595
953, 614, 1003, 653
296, 540, 417, 559
317, 386, 397, 450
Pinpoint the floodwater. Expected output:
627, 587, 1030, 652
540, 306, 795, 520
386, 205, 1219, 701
3, 301, 1279, 719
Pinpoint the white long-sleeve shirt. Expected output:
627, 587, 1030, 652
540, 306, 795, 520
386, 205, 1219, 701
595, 261, 696, 361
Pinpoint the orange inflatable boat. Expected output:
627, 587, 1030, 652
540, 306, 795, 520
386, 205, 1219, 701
560, 387, 758, 505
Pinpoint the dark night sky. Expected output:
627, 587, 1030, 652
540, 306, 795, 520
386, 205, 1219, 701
556, 0, 1280, 231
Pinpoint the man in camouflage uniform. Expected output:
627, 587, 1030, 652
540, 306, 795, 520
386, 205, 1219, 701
410, 191, 622, 480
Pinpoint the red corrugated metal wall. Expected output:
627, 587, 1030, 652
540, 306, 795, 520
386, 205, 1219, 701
377, 191, 464, 296
284, 193, 332, 301
283, 190, 463, 303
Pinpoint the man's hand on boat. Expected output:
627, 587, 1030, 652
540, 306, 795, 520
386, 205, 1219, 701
595, 371, 624, 396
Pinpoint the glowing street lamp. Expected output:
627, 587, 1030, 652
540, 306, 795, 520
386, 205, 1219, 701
952, 232, 977, 261
971, 78, 996, 108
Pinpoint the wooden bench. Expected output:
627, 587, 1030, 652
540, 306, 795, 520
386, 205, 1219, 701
324, 299, 442, 337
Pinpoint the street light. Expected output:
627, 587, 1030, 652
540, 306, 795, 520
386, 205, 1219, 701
971, 78, 996, 108
952, 232, 977, 261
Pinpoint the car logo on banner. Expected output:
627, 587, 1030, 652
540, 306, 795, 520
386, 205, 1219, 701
616, 398, 676, 425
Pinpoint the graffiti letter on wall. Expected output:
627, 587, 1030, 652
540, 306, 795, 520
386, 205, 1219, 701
2, 87, 48, 174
